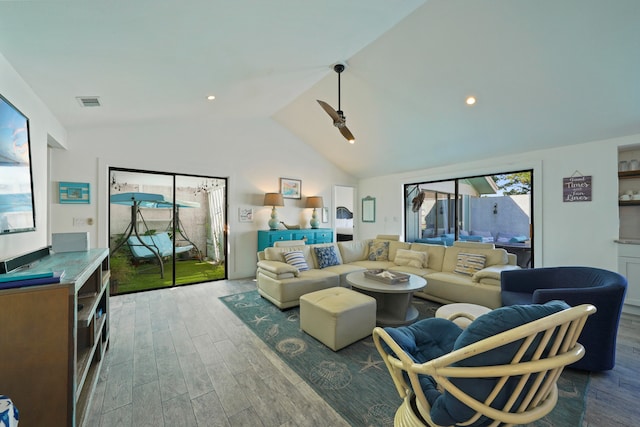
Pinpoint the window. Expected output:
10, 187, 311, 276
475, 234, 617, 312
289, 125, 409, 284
405, 170, 533, 267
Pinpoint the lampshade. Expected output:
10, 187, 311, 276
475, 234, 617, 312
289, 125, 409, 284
305, 196, 323, 209
264, 192, 284, 207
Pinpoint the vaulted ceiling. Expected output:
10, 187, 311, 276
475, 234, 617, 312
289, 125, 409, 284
1, 1, 639, 178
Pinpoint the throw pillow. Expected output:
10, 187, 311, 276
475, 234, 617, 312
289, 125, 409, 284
283, 251, 309, 272
454, 252, 486, 276
368, 240, 390, 261
314, 246, 341, 268
394, 249, 427, 268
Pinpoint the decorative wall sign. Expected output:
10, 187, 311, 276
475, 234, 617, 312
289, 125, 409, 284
238, 207, 253, 222
322, 207, 329, 223
563, 173, 592, 202
59, 182, 90, 204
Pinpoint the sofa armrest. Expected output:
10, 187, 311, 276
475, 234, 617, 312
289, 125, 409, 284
473, 264, 521, 283
257, 260, 300, 277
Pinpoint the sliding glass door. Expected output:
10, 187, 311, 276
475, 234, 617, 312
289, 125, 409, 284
109, 168, 227, 294
405, 170, 533, 267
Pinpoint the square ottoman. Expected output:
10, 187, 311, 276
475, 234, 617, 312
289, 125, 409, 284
300, 287, 376, 351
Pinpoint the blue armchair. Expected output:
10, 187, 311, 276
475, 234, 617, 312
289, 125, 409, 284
501, 266, 627, 371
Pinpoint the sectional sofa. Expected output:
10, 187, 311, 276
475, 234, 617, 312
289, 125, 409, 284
256, 238, 520, 310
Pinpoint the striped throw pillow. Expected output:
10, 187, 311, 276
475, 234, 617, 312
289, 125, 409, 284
283, 251, 309, 272
454, 253, 486, 276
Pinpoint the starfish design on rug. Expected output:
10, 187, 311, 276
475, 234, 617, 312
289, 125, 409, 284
359, 354, 384, 372
250, 314, 270, 325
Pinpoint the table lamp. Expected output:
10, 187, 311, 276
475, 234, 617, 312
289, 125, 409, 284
264, 192, 284, 230
306, 196, 323, 229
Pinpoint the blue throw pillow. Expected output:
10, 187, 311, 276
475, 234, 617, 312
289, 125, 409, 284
314, 246, 341, 268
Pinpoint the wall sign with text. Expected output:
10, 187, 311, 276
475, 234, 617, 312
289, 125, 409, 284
563, 175, 592, 202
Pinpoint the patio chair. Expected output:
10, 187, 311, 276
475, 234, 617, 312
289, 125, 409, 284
127, 232, 193, 278
373, 301, 596, 427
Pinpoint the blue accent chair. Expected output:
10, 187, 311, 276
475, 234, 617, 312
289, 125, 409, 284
501, 266, 627, 371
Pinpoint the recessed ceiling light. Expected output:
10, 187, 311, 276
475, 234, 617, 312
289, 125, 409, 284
207, 95, 215, 101
465, 96, 476, 106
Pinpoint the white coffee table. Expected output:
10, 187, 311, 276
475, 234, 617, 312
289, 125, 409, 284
346, 271, 426, 326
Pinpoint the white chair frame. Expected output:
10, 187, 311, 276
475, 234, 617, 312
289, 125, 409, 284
373, 304, 596, 427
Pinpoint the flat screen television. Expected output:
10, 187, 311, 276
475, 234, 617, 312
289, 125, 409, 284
0, 93, 36, 234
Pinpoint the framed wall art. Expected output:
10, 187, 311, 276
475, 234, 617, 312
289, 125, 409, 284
238, 207, 254, 222
280, 177, 301, 199
59, 182, 90, 204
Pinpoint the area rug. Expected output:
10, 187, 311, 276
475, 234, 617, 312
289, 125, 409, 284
220, 290, 590, 427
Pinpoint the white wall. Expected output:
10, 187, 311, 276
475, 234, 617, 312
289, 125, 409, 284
0, 53, 67, 261
49, 117, 356, 279
358, 134, 640, 272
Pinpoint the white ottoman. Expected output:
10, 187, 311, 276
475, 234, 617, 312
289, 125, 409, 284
300, 287, 376, 351
435, 303, 491, 329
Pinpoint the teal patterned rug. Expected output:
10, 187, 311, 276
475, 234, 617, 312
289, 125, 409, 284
220, 290, 590, 427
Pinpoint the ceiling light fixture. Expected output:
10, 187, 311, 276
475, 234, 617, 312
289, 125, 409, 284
207, 95, 216, 101
465, 96, 477, 106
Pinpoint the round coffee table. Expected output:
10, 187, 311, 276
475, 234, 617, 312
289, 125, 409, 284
346, 271, 426, 326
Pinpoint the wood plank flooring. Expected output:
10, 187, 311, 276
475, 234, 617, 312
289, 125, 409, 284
87, 279, 640, 426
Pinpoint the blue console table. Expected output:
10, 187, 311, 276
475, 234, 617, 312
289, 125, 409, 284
258, 228, 333, 251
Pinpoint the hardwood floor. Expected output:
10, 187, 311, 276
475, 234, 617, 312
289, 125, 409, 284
87, 279, 640, 426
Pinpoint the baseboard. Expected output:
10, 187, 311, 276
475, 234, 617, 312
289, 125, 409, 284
622, 302, 640, 317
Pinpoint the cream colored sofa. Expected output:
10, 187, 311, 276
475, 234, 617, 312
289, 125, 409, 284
256, 238, 520, 310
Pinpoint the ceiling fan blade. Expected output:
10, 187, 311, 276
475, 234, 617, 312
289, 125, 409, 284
339, 126, 355, 143
317, 99, 341, 122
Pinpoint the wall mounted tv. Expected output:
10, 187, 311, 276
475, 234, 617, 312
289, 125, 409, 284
0, 93, 36, 234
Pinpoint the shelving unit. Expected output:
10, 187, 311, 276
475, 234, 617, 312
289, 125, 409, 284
617, 151, 640, 313
0, 248, 109, 426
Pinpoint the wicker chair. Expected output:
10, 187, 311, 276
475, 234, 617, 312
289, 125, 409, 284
373, 302, 596, 427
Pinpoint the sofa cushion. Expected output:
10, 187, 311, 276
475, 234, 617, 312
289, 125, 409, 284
394, 249, 428, 268
283, 251, 309, 272
428, 301, 571, 426
389, 241, 411, 260
410, 243, 446, 271
264, 245, 309, 262
368, 240, 390, 261
443, 246, 508, 272
454, 253, 486, 276
314, 246, 342, 268
338, 240, 370, 263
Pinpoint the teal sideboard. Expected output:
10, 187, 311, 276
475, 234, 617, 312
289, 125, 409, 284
258, 228, 333, 251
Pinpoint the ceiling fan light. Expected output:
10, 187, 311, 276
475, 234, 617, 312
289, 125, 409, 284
348, 139, 355, 144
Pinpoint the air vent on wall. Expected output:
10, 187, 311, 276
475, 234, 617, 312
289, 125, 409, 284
76, 96, 101, 107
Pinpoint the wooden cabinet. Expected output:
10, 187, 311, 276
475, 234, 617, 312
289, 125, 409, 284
258, 228, 333, 251
0, 248, 109, 426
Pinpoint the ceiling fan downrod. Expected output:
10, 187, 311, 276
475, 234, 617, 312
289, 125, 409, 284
334, 63, 345, 117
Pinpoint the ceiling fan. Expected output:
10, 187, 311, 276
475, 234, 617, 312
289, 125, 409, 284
317, 63, 355, 144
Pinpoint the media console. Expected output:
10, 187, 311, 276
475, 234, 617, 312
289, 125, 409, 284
0, 248, 110, 426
